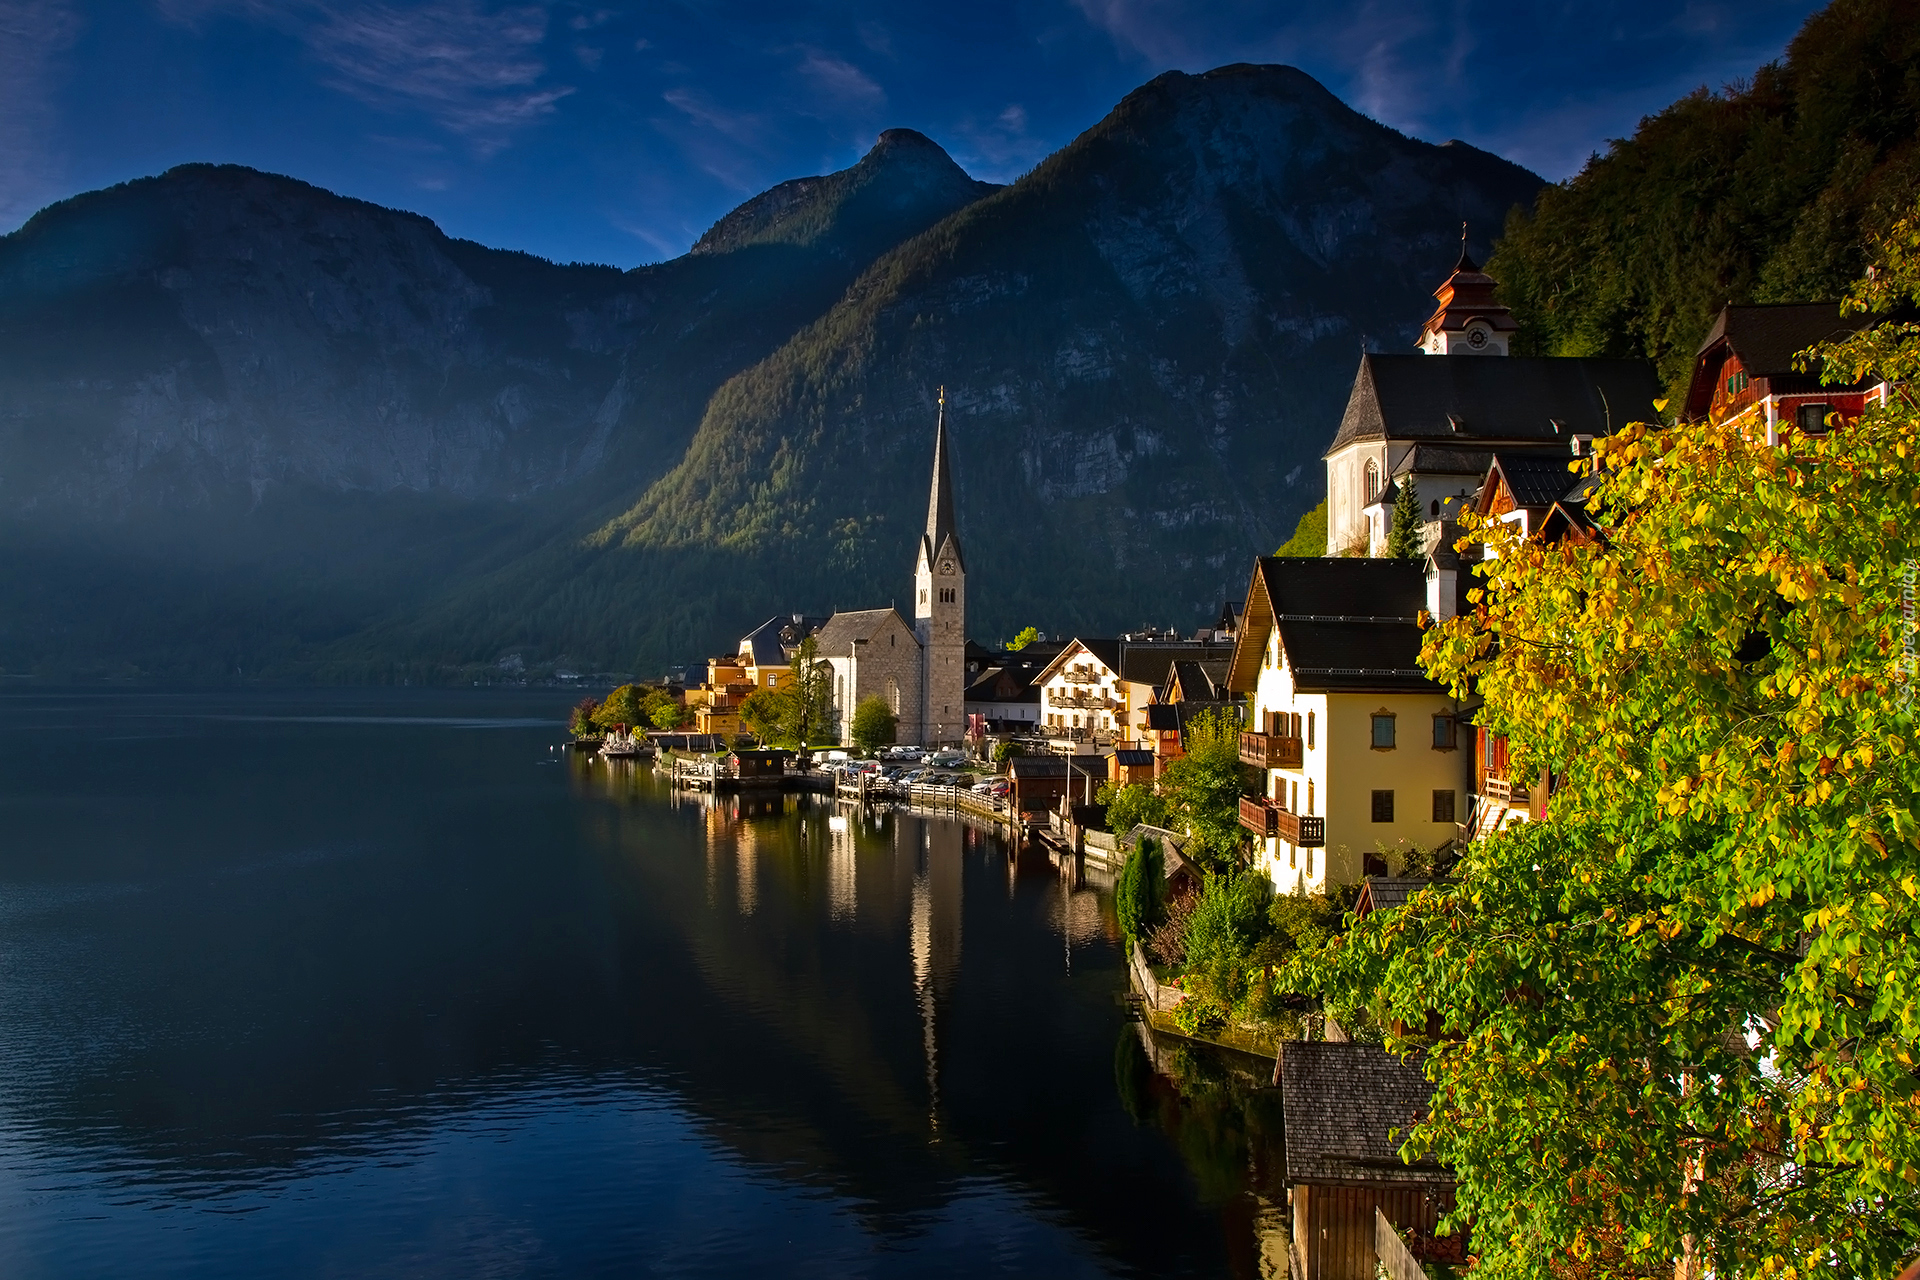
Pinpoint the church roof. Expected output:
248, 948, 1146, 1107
1326, 355, 1662, 455
813, 608, 916, 658
1416, 242, 1518, 346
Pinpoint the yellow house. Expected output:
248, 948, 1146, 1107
1226, 557, 1470, 895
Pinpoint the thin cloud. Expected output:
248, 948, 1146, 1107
796, 48, 884, 110
171, 0, 573, 156
0, 0, 80, 229
951, 103, 1051, 183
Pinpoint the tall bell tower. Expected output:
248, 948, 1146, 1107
914, 389, 966, 746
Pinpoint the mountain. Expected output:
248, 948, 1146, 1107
362, 64, 1542, 674
0, 65, 1542, 681
0, 138, 997, 678
1489, 0, 1920, 398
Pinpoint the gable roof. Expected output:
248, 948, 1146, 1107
1354, 876, 1439, 919
740, 614, 826, 667
813, 608, 915, 658
1008, 755, 1069, 779
1034, 637, 1122, 686
1117, 641, 1235, 687
1682, 302, 1879, 419
1486, 451, 1584, 511
1227, 558, 1440, 695
1113, 749, 1155, 766
1281, 1041, 1448, 1186
1327, 354, 1662, 455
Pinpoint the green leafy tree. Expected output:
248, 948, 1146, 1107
991, 739, 1025, 765
1006, 627, 1040, 651
592, 684, 646, 730
783, 636, 832, 747
1115, 835, 1165, 949
568, 696, 600, 737
850, 694, 897, 755
648, 697, 692, 731
1274, 499, 1327, 557
738, 687, 791, 743
1157, 707, 1248, 870
1297, 218, 1920, 1279
1383, 476, 1422, 558
1178, 871, 1275, 1031
1097, 780, 1170, 834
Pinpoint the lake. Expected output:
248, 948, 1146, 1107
0, 690, 1286, 1278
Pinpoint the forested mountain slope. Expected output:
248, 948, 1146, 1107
368, 64, 1542, 674
1488, 0, 1920, 397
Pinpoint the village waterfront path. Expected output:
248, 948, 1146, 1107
0, 689, 1281, 1279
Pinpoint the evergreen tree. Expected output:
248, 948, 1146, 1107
1116, 836, 1165, 949
1384, 477, 1422, 559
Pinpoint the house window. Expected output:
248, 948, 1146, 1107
766, 675, 777, 687
1371, 712, 1396, 750
1371, 790, 1394, 822
1290, 780, 1299, 811
1307, 779, 1314, 815
1797, 402, 1831, 434
1432, 714, 1456, 750
1726, 370, 1750, 396
1307, 711, 1314, 749
1433, 790, 1456, 823
1364, 459, 1381, 503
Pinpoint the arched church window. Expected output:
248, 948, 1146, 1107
1364, 459, 1381, 504
887, 679, 899, 714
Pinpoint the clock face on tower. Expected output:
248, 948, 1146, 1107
1466, 326, 1488, 349
940, 560, 955, 576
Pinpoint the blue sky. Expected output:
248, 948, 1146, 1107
3, 0, 1826, 266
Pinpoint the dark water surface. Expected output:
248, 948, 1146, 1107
0, 690, 1284, 1278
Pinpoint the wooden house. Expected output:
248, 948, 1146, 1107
1683, 303, 1889, 440
1281, 1041, 1463, 1280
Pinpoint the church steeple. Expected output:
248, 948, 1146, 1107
922, 387, 963, 571
1417, 225, 1517, 355
913, 386, 965, 746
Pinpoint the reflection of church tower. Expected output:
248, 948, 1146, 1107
907, 817, 963, 1134
913, 390, 966, 747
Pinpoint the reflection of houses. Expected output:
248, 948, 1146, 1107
1282, 1041, 1462, 1280
1227, 558, 1467, 895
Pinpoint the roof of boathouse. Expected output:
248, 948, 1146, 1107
1281, 1041, 1450, 1186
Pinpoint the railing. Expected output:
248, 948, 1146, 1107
1481, 773, 1512, 805
1239, 731, 1303, 770
1275, 810, 1325, 847
1050, 692, 1121, 711
1239, 795, 1278, 837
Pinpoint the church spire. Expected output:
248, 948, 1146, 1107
923, 386, 962, 568
1416, 226, 1515, 356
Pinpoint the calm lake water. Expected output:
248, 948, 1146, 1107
0, 690, 1286, 1278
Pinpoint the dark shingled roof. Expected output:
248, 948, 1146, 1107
1694, 302, 1861, 376
1326, 355, 1662, 455
1355, 876, 1438, 918
813, 608, 915, 658
1281, 1042, 1450, 1186
739, 614, 828, 666
1008, 756, 1069, 779
1489, 451, 1584, 509
1113, 749, 1155, 766
1118, 642, 1235, 687
1228, 559, 1442, 695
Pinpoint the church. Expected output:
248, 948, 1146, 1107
811, 393, 968, 749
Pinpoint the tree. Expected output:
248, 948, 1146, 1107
1097, 780, 1169, 834
568, 696, 600, 737
1157, 707, 1248, 871
738, 687, 790, 743
1274, 499, 1327, 557
783, 636, 832, 748
648, 697, 692, 731
1006, 626, 1040, 651
1384, 476, 1422, 558
1115, 835, 1165, 950
992, 739, 1024, 765
850, 694, 897, 755
592, 684, 645, 730
1297, 218, 1920, 1278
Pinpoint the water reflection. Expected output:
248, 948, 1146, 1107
0, 694, 1287, 1278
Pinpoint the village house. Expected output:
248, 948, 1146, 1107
962, 638, 1059, 735
1034, 633, 1236, 756
1323, 247, 1661, 560
1682, 301, 1891, 439
1281, 1041, 1461, 1280
1226, 557, 1469, 895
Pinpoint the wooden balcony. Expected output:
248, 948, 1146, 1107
1275, 810, 1325, 847
1238, 795, 1278, 837
1481, 773, 1512, 805
1239, 731, 1303, 770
